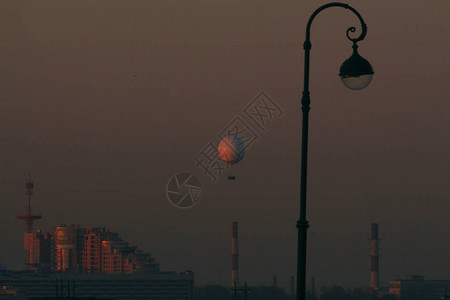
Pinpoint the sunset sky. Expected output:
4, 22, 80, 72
1, 0, 449, 291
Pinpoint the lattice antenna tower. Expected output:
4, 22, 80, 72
17, 174, 41, 233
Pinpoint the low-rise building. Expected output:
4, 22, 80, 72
0, 270, 194, 300
388, 275, 450, 300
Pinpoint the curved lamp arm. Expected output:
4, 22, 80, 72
305, 2, 367, 44
302, 2, 368, 95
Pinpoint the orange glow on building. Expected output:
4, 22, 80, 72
54, 226, 78, 273
82, 227, 105, 274
22, 230, 51, 271
20, 224, 159, 275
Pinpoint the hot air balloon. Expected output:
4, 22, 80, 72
217, 135, 245, 180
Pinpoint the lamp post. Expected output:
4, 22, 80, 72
297, 3, 374, 300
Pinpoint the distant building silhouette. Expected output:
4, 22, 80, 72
17, 180, 159, 275
0, 271, 194, 299
12, 180, 193, 299
389, 275, 450, 300
21, 224, 159, 274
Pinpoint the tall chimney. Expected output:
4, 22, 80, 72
231, 221, 239, 288
290, 276, 295, 298
370, 223, 380, 290
311, 277, 316, 296
273, 275, 277, 288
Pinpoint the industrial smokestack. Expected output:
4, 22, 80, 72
290, 276, 295, 298
311, 277, 316, 296
370, 223, 380, 290
231, 221, 239, 288
273, 275, 277, 288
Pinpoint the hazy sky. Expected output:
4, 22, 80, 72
1, 0, 449, 291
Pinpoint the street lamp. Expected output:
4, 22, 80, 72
297, 3, 374, 300
339, 41, 374, 90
